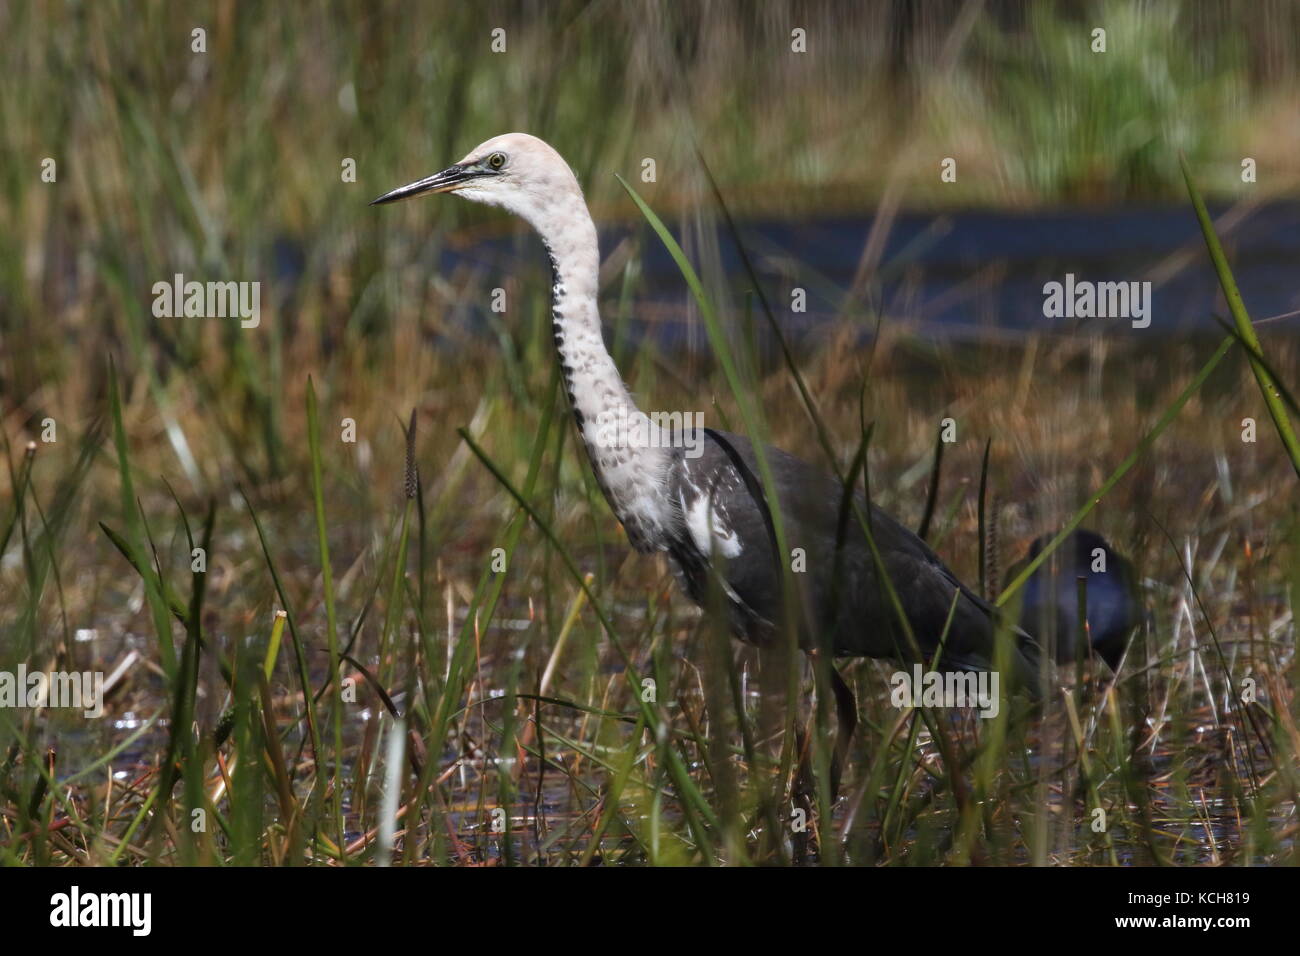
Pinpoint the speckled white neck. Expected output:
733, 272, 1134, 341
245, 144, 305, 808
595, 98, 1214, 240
535, 194, 675, 552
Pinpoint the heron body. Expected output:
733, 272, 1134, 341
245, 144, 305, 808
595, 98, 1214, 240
373, 133, 1044, 694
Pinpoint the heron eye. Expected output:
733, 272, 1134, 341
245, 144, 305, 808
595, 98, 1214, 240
488, 152, 506, 170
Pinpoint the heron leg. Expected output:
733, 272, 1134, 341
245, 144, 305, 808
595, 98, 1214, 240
828, 664, 859, 800
789, 658, 859, 862
791, 726, 815, 865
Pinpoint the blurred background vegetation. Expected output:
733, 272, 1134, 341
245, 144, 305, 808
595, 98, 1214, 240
3, 0, 1298, 478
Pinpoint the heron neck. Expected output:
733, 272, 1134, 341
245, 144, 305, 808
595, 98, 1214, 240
538, 208, 672, 551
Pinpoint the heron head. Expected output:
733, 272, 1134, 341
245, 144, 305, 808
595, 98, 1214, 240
371, 132, 581, 230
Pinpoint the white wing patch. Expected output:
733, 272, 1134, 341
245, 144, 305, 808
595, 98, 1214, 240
682, 490, 743, 559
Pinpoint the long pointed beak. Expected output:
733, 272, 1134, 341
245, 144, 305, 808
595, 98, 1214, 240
370, 164, 471, 205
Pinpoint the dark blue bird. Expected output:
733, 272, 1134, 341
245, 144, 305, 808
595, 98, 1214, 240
1006, 529, 1140, 671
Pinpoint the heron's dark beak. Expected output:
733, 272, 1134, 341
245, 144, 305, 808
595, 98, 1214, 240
370, 164, 471, 205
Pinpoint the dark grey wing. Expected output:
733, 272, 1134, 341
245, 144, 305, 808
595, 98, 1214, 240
668, 429, 1045, 695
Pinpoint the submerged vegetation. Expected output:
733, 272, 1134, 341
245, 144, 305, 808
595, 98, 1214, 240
1, 1, 1297, 865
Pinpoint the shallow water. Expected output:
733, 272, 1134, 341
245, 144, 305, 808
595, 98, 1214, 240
385, 201, 1300, 345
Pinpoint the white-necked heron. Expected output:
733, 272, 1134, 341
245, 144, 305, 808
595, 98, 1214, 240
373, 133, 1047, 791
